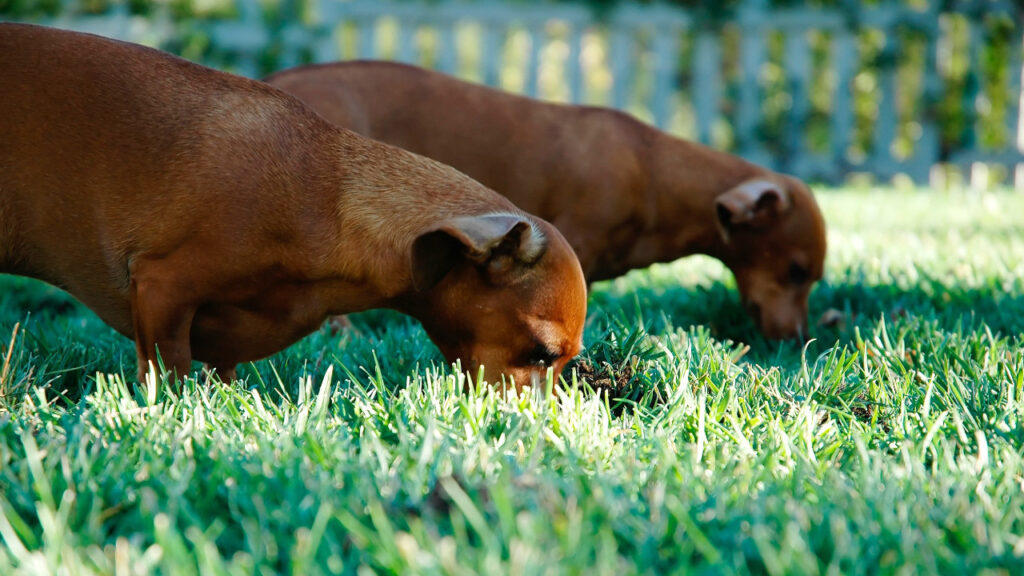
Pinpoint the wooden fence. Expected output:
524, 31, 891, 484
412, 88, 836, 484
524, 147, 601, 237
5, 0, 1023, 187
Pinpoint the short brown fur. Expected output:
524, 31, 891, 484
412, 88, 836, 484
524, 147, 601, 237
0, 25, 586, 388
267, 61, 827, 339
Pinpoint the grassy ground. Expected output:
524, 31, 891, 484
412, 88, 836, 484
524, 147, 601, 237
1, 188, 1023, 574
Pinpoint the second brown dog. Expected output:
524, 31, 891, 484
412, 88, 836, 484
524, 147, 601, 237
267, 61, 827, 340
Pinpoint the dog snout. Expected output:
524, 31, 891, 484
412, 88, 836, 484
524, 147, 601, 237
744, 300, 763, 326
744, 298, 809, 341
530, 369, 542, 389
761, 312, 809, 342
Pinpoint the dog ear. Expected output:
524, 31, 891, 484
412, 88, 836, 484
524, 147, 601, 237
411, 213, 547, 291
715, 179, 791, 243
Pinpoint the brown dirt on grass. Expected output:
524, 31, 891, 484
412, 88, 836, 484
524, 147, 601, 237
574, 358, 636, 396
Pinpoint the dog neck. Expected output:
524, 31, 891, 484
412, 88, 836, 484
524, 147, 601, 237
318, 133, 520, 313
636, 129, 766, 265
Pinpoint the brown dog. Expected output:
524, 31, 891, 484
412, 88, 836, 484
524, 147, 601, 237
0, 24, 586, 389
266, 61, 827, 340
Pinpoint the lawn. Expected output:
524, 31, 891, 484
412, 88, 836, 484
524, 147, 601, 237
1, 187, 1023, 574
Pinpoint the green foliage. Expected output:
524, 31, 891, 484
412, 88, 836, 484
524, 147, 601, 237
2, 188, 1024, 573
0, 0, 60, 18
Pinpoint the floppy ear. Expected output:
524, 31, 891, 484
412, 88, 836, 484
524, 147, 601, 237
410, 213, 547, 291
715, 179, 791, 243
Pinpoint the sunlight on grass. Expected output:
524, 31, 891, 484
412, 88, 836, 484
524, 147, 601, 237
1, 188, 1024, 573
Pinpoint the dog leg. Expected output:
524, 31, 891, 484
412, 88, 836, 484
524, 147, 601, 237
205, 363, 238, 383
130, 274, 197, 383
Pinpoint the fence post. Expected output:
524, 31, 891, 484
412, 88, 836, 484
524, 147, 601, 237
783, 22, 811, 176
524, 18, 543, 99
436, 17, 459, 75
910, 0, 942, 185
692, 30, 720, 145
609, 25, 635, 111
652, 24, 682, 131
830, 27, 856, 183
1011, 26, 1024, 190
964, 11, 983, 173
567, 23, 585, 104
356, 14, 378, 60
481, 20, 503, 87
737, 0, 771, 167
395, 19, 418, 64
870, 15, 899, 180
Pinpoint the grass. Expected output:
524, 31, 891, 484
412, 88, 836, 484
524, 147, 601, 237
1, 187, 1024, 574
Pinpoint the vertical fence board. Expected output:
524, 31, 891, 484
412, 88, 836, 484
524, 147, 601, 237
314, 25, 339, 64
437, 21, 459, 75
1008, 33, 1023, 149
871, 33, 898, 178
829, 30, 856, 181
567, 25, 585, 104
610, 27, 634, 110
1010, 29, 1024, 189
783, 26, 811, 174
396, 21, 416, 64
736, 0, 770, 165
737, 25, 766, 162
651, 26, 680, 131
966, 17, 984, 155
910, 4, 942, 183
482, 22, 502, 87
693, 31, 720, 145
524, 21, 543, 99
357, 16, 378, 59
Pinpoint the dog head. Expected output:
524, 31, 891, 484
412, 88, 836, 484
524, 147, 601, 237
714, 176, 826, 341
408, 212, 587, 390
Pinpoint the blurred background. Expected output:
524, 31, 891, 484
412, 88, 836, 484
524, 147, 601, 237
2, 0, 1022, 189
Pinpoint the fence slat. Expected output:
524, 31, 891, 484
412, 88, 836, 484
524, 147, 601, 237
1008, 31, 1023, 154
482, 22, 502, 87
1010, 29, 1024, 189
437, 20, 458, 75
909, 2, 941, 184
653, 25, 680, 130
966, 17, 984, 153
829, 30, 856, 178
610, 27, 634, 110
871, 34, 899, 178
737, 26, 765, 163
314, 25, 340, 63
783, 29, 811, 175
567, 25, 585, 104
524, 22, 543, 99
357, 16, 378, 60
693, 31, 720, 145
396, 20, 417, 64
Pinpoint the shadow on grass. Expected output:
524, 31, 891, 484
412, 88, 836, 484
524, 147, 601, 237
588, 274, 1024, 365
2, 272, 1022, 404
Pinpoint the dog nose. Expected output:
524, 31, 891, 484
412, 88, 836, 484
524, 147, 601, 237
744, 300, 763, 322
769, 320, 809, 342
755, 308, 810, 342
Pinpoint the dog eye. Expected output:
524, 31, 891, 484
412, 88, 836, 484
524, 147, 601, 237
527, 344, 561, 368
788, 262, 810, 284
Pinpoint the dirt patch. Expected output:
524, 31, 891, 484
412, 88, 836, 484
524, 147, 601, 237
574, 357, 637, 396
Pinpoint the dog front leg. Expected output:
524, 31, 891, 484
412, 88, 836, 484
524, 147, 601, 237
130, 275, 197, 383
204, 363, 238, 383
